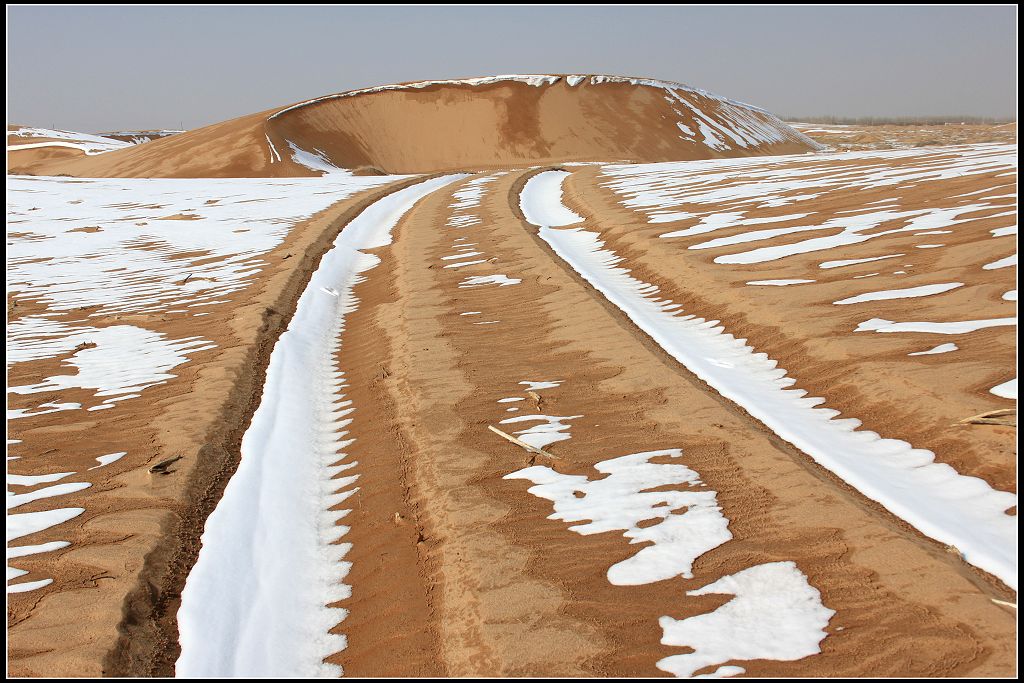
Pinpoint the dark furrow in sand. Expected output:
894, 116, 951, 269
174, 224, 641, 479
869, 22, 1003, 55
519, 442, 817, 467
99, 175, 440, 677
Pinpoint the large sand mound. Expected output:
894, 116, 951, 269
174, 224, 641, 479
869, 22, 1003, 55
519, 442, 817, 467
7, 125, 133, 174
17, 75, 822, 178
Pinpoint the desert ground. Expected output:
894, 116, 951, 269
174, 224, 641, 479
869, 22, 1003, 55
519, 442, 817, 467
6, 75, 1017, 677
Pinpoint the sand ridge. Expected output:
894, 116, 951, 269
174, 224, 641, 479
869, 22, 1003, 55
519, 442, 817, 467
13, 75, 819, 178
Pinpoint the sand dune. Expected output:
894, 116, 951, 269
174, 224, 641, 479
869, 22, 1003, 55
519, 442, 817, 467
15, 75, 821, 178
6, 125, 132, 174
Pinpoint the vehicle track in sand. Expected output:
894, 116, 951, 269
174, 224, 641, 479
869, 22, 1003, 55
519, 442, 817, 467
316, 169, 1014, 676
557, 149, 1017, 496
6, 175, 427, 676
511, 167, 1015, 594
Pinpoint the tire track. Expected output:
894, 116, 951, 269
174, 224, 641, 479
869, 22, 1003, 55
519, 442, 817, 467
333, 169, 1014, 676
97, 175, 444, 677
509, 167, 1016, 598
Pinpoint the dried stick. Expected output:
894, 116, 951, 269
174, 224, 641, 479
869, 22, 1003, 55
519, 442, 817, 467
487, 425, 558, 459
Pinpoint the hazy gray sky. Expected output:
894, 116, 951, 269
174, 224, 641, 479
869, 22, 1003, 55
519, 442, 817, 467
7, 5, 1017, 132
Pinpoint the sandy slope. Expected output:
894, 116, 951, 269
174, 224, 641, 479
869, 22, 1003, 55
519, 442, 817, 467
12, 75, 819, 178
790, 122, 1017, 151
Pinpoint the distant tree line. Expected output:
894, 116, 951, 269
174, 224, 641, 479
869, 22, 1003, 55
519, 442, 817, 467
783, 115, 1016, 126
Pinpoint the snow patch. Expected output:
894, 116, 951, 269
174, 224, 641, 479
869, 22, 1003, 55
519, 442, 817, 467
832, 282, 963, 305
908, 343, 958, 356
746, 279, 815, 286
506, 449, 732, 585
657, 562, 834, 678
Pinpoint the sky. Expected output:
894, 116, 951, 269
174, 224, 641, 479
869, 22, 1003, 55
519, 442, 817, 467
7, 5, 1017, 132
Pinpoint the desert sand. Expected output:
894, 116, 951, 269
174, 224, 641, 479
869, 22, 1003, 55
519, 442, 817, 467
6, 74, 1016, 678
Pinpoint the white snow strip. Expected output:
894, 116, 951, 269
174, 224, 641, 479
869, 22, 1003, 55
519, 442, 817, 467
7, 507, 85, 542
746, 279, 815, 286
7, 482, 91, 511
265, 135, 281, 163
8, 402, 82, 420
519, 171, 584, 227
458, 274, 521, 288
908, 343, 958, 356
7, 471, 74, 486
7, 578, 53, 593
819, 254, 905, 269
657, 562, 834, 678
8, 540, 70, 560
990, 379, 1017, 400
855, 317, 1017, 335
446, 215, 481, 228
519, 380, 562, 391
983, 254, 1017, 270
656, 214, 737, 236
287, 141, 346, 175
175, 174, 465, 677
443, 259, 487, 269
832, 282, 963, 305
522, 180, 1017, 588
660, 213, 809, 237
89, 452, 127, 469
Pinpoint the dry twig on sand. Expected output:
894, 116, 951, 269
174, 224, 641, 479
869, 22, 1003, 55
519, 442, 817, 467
956, 409, 1016, 427
149, 455, 182, 474
488, 424, 558, 460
